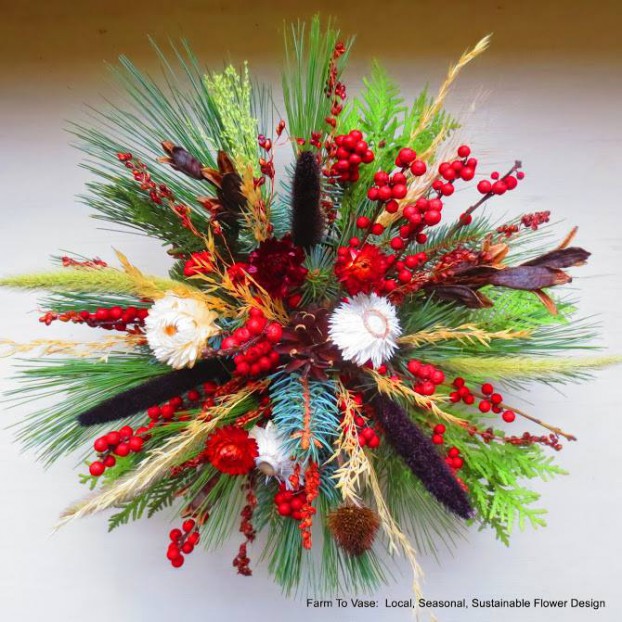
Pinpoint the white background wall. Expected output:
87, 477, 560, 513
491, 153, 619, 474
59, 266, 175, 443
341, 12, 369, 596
1, 2, 621, 621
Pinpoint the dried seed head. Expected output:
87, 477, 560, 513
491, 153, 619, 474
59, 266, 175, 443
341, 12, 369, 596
327, 504, 380, 556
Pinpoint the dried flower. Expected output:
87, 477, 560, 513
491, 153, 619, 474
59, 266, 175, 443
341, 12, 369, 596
145, 293, 220, 369
327, 504, 380, 556
328, 293, 401, 368
249, 422, 296, 483
246, 235, 308, 299
205, 426, 258, 476
334, 244, 390, 296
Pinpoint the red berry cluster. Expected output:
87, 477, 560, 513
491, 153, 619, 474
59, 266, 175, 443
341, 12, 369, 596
220, 309, 283, 377
406, 360, 445, 396
274, 483, 306, 520
367, 169, 409, 203
477, 167, 524, 196
337, 392, 381, 448
449, 378, 516, 423
147, 386, 206, 423
521, 211, 550, 231
445, 445, 465, 471
326, 130, 375, 183
166, 519, 200, 568
89, 425, 146, 477
39, 305, 147, 331
323, 41, 347, 129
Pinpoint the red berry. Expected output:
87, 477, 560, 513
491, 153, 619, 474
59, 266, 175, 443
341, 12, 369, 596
460, 166, 475, 181
481, 383, 494, 395
187, 390, 201, 402
356, 216, 371, 229
410, 160, 426, 176
492, 180, 507, 195
106, 431, 120, 446
396, 147, 416, 166
517, 171, 525, 180
385, 199, 399, 214
182, 519, 196, 532
505, 175, 518, 189
502, 410, 516, 423
93, 437, 108, 453
453, 377, 465, 388
247, 316, 267, 335
161, 404, 175, 420
371, 223, 385, 235
367, 187, 379, 201
181, 542, 194, 555
391, 184, 408, 199
457, 145, 471, 158
129, 436, 144, 452
171, 556, 184, 568
265, 322, 283, 343
89, 461, 105, 477
277, 503, 292, 516
432, 434, 444, 445
103, 455, 116, 468
479, 400, 491, 413
115, 442, 130, 457
448, 447, 460, 458
119, 425, 133, 439
390, 237, 404, 250
378, 186, 393, 202
434, 424, 446, 434
491, 393, 503, 405
440, 183, 454, 196
374, 171, 389, 186
464, 394, 475, 405
477, 180, 492, 194
368, 435, 380, 449
424, 210, 441, 226
169, 528, 182, 541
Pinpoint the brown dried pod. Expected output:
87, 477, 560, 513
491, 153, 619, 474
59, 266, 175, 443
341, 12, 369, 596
159, 141, 205, 180
327, 504, 380, 556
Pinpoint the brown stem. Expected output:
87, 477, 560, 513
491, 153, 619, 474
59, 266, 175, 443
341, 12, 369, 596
448, 160, 522, 236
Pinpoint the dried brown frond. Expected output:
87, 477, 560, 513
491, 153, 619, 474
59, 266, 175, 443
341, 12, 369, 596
0, 334, 145, 358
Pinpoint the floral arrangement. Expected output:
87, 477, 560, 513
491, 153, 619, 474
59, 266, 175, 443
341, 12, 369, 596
1, 17, 616, 600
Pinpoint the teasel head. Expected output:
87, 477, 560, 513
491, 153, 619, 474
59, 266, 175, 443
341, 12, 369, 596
327, 503, 380, 556
291, 150, 323, 249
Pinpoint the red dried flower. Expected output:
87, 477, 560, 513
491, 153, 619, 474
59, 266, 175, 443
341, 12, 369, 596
183, 251, 214, 277
227, 262, 250, 285
205, 426, 258, 475
246, 235, 308, 299
335, 243, 390, 296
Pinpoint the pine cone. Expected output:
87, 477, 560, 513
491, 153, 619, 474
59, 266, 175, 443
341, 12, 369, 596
327, 504, 380, 556
274, 307, 341, 381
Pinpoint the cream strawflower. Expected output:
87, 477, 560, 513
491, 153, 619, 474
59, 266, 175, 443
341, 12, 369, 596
249, 422, 296, 484
145, 292, 220, 369
328, 292, 402, 368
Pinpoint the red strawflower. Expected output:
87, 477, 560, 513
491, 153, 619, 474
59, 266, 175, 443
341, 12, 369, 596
246, 235, 308, 299
183, 251, 214, 277
205, 426, 258, 475
335, 243, 390, 295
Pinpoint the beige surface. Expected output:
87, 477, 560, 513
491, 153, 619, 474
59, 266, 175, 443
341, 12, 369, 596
0, 2, 621, 622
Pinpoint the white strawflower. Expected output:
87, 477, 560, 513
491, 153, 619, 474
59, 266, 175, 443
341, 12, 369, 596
145, 292, 220, 369
249, 422, 296, 484
328, 292, 402, 368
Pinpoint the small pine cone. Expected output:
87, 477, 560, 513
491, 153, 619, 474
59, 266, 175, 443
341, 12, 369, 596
327, 504, 380, 556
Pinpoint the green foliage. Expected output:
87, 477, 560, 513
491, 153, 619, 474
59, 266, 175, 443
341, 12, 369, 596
204, 63, 259, 169
454, 434, 566, 545
282, 15, 353, 148
301, 244, 339, 305
270, 372, 340, 463
8, 354, 170, 465
108, 476, 186, 531
41, 291, 148, 315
